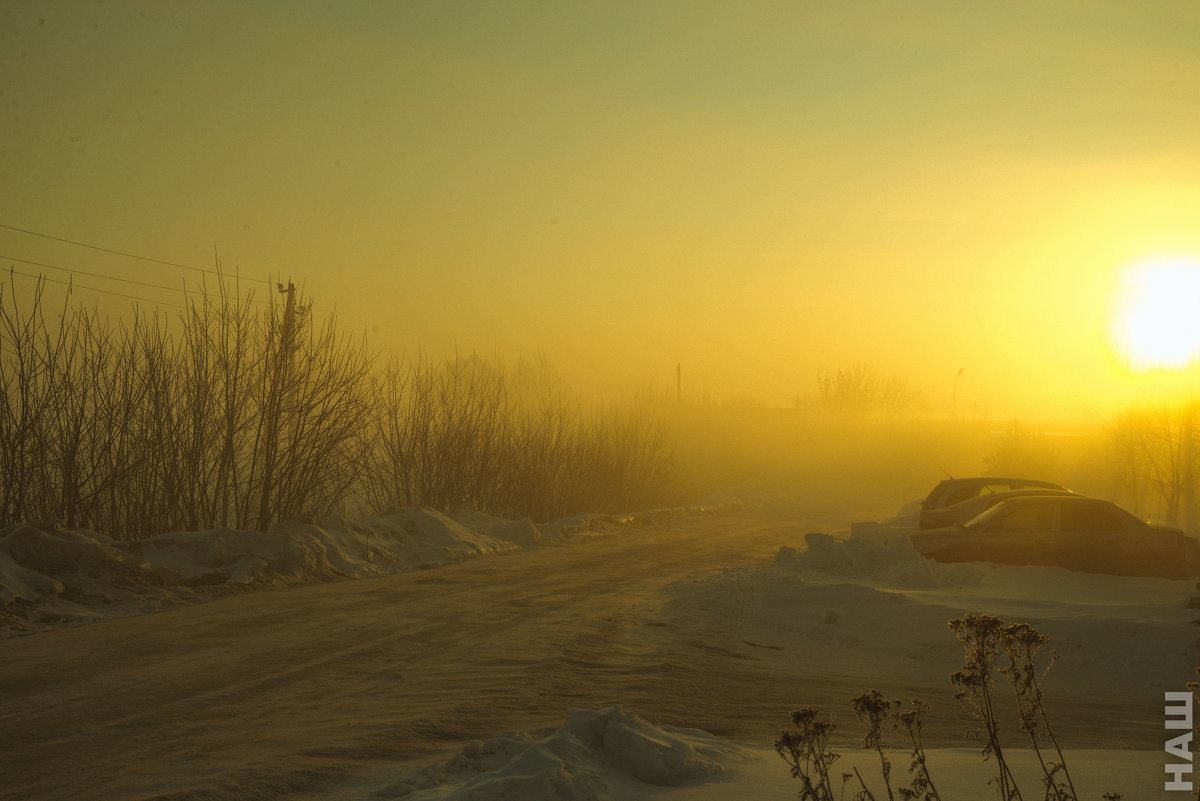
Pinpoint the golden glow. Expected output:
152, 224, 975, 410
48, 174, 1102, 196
1112, 256, 1200, 371
3, 5, 1200, 419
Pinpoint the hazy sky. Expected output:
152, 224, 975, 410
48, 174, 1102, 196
3, 1, 1200, 418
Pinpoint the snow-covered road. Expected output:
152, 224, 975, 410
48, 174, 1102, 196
1, 505, 1194, 800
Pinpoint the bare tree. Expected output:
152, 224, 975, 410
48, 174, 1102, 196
0, 276, 68, 523
815, 364, 914, 419
1107, 403, 1198, 527
3, 276, 677, 537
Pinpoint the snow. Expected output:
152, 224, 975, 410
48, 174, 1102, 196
2, 497, 1196, 800
364, 707, 730, 801
0, 506, 689, 635
336, 709, 1169, 800
348, 725, 1167, 801
0, 503, 739, 635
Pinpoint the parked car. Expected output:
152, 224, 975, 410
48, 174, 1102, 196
910, 494, 1200, 578
919, 477, 1069, 530
919, 488, 1078, 530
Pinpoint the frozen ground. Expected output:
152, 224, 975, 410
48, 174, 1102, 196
1, 492, 1196, 800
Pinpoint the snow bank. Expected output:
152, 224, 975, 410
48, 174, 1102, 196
777, 531, 981, 589
0, 523, 176, 620
660, 524, 1195, 702
355, 719, 1171, 801
535, 505, 738, 540
356, 710, 1172, 801
0, 508, 520, 635
0, 504, 737, 636
364, 707, 735, 801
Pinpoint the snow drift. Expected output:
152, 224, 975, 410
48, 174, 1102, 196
363, 706, 735, 801
0, 504, 732, 636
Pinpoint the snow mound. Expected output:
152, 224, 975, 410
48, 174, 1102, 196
0, 503, 737, 636
534, 505, 738, 540
0, 508, 522, 635
777, 531, 980, 589
447, 503, 546, 548
366, 707, 732, 801
0, 522, 163, 612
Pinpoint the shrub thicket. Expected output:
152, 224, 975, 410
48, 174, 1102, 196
362, 353, 675, 522
0, 276, 676, 538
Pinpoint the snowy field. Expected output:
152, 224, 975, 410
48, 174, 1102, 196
1, 492, 1196, 800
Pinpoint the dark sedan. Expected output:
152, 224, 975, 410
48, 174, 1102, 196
909, 494, 1200, 578
918, 488, 1078, 530
918, 477, 1069, 529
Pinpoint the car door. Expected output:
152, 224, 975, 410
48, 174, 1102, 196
1052, 499, 1127, 572
971, 499, 1056, 565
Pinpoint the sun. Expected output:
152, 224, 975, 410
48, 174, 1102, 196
1111, 256, 1200, 370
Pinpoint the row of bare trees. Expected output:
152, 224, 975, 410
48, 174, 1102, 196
0, 277, 375, 536
362, 354, 673, 522
813, 364, 915, 419
985, 403, 1200, 531
1106, 403, 1200, 529
0, 276, 675, 539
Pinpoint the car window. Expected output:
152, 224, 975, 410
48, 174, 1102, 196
993, 502, 1054, 533
1058, 502, 1130, 532
944, 483, 1015, 507
926, 479, 1067, 512
962, 504, 1003, 529
943, 487, 980, 506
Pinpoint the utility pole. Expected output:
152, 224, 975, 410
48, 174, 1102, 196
278, 280, 297, 347
953, 367, 964, 420
1183, 402, 1195, 530
258, 279, 297, 531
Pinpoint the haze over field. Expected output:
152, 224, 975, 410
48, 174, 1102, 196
4, 5, 1200, 799
3, 1, 1200, 417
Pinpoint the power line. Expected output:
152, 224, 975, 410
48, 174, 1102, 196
0, 253, 269, 304
0, 221, 273, 286
6, 267, 187, 310
2, 253, 190, 294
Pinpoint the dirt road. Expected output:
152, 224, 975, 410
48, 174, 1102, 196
0, 508, 1187, 800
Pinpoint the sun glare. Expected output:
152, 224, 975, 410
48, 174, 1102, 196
1111, 256, 1200, 371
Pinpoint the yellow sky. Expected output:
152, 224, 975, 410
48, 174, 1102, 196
3, 1, 1200, 418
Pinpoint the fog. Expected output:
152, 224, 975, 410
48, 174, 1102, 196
4, 2, 1200, 423
5, 273, 1191, 537
4, 3, 1200, 799
3, 280, 1199, 799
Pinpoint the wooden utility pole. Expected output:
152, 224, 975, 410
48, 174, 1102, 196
1183, 401, 1195, 530
953, 367, 964, 420
257, 279, 297, 531
279, 280, 296, 344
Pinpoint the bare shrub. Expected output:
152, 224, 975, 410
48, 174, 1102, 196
0, 276, 374, 537
816, 364, 915, 419
250, 297, 375, 528
780, 616, 1102, 801
361, 353, 677, 522
566, 405, 673, 515
948, 613, 1026, 800
362, 354, 511, 515
0, 279, 149, 530
3, 275, 675, 535
0, 276, 73, 524
775, 706, 840, 801
1105, 403, 1199, 528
